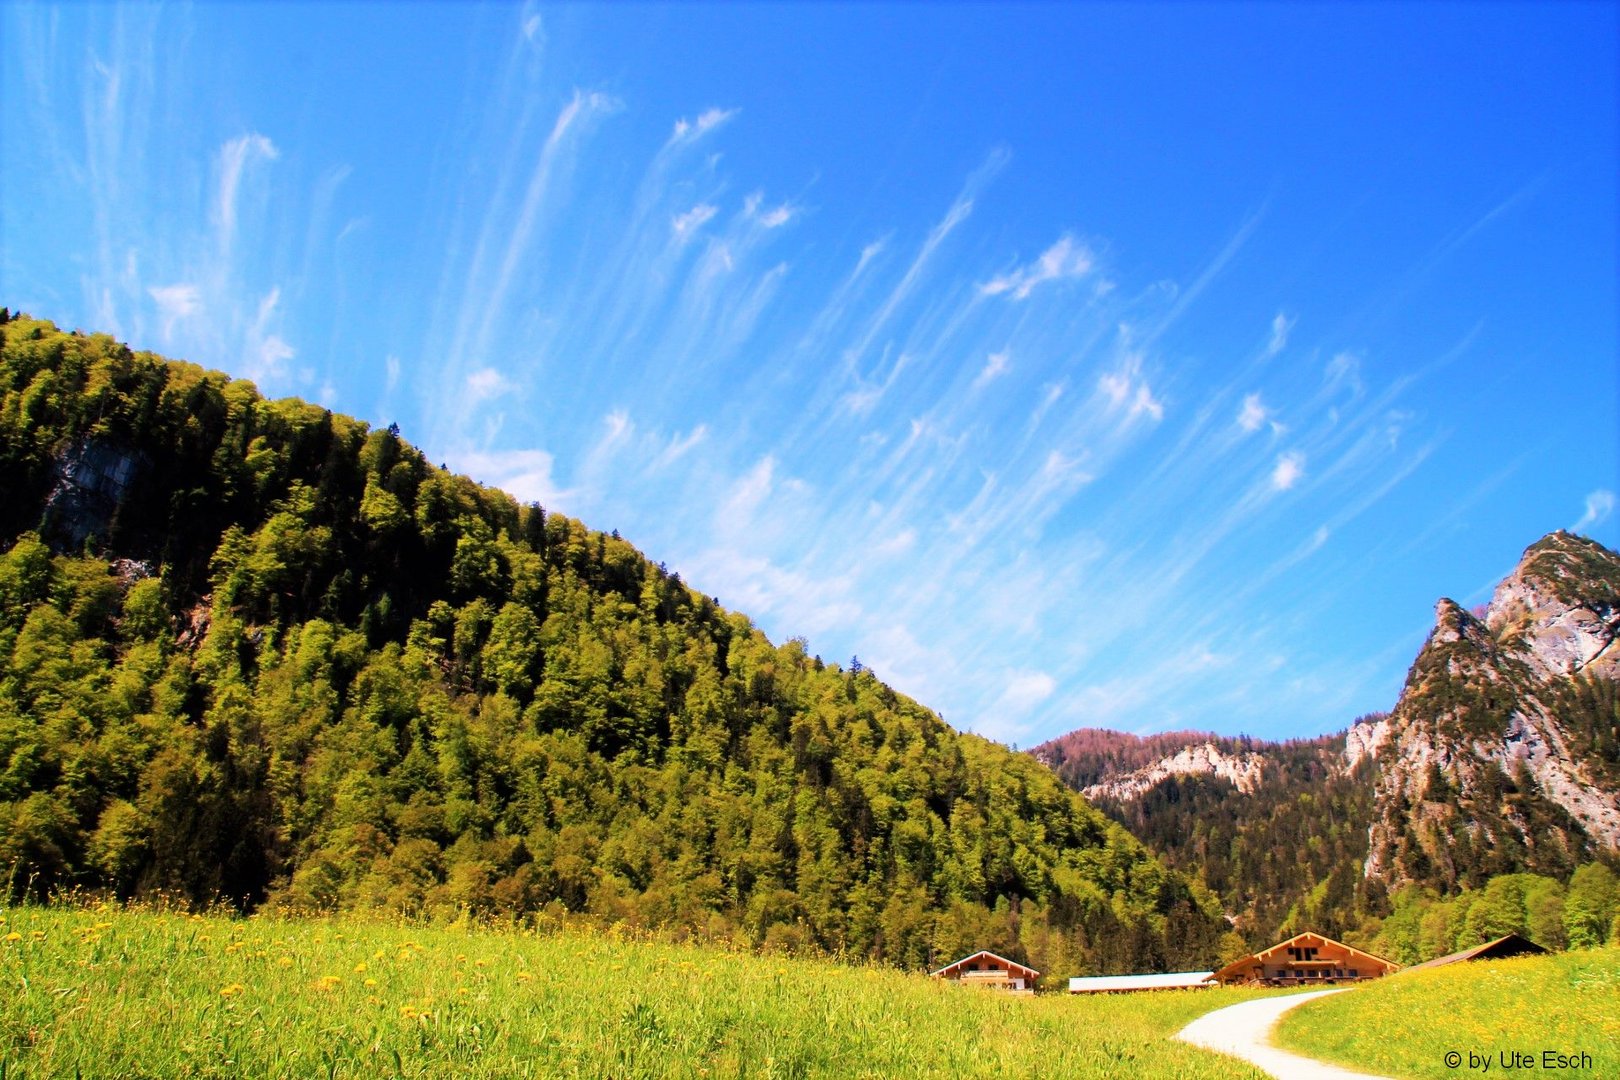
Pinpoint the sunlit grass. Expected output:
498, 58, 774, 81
1276, 946, 1620, 1079
0, 901, 1279, 1078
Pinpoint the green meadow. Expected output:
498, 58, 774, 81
1277, 947, 1620, 1079
0, 902, 1275, 1079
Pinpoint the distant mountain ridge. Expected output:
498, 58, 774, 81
1034, 725, 1379, 941
1034, 531, 1620, 946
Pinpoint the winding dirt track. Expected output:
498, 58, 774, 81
1175, 988, 1395, 1080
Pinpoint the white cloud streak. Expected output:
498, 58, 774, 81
980, 234, 1094, 300
1573, 490, 1615, 534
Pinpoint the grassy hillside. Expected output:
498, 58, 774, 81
0, 901, 1273, 1079
1276, 947, 1620, 1079
0, 311, 1225, 977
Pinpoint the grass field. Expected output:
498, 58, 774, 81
1276, 946, 1620, 1079
0, 902, 1277, 1079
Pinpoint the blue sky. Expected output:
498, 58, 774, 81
4, 1, 1616, 745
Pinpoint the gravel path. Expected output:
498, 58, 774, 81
1175, 989, 1395, 1079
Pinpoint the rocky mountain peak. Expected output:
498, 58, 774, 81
1365, 532, 1620, 887
1484, 531, 1620, 681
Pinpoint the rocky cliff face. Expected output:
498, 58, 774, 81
1363, 532, 1620, 887
1079, 742, 1267, 803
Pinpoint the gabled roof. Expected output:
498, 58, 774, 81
1067, 971, 1214, 993
930, 950, 1041, 980
1406, 933, 1548, 972
1211, 931, 1400, 982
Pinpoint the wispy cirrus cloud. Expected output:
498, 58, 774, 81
1271, 451, 1306, 491
670, 106, 737, 146
980, 233, 1095, 300
215, 133, 278, 251
1573, 489, 1615, 534
973, 349, 1011, 390
1237, 392, 1269, 433
1266, 312, 1294, 357
15, 4, 1547, 748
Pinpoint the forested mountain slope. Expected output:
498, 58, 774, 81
0, 312, 1225, 977
1033, 727, 1382, 944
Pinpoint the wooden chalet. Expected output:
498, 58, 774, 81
930, 950, 1040, 993
1406, 933, 1548, 972
1211, 931, 1399, 987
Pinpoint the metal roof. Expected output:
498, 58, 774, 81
1067, 971, 1215, 993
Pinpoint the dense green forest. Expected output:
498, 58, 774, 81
0, 311, 1228, 979
1036, 728, 1385, 947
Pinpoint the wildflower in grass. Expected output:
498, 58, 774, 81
365, 978, 378, 987
4, 932, 21, 942
399, 1005, 417, 1020
219, 983, 245, 998
354, 962, 368, 973
515, 972, 533, 984
314, 975, 343, 992
278, 956, 294, 968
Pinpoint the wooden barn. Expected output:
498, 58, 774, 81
930, 950, 1040, 992
1211, 931, 1400, 987
1406, 933, 1548, 972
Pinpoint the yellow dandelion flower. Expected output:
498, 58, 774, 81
353, 962, 368, 973
398, 1005, 417, 1019
277, 956, 294, 968
365, 978, 378, 988
313, 975, 342, 992
219, 983, 245, 998
515, 972, 534, 983
5, 932, 22, 942
373, 948, 386, 960
456, 954, 467, 963
474, 959, 487, 968
457, 987, 469, 996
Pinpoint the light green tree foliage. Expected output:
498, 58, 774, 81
1564, 863, 1619, 949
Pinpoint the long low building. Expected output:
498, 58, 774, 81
1068, 971, 1215, 994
